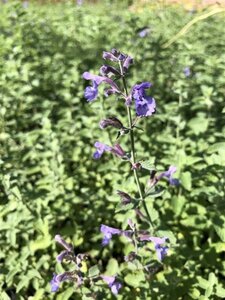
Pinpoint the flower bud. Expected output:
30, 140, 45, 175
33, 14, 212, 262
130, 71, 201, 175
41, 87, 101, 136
99, 117, 123, 129
117, 190, 132, 204
111, 144, 126, 158
103, 51, 118, 62
123, 55, 133, 70
100, 65, 120, 77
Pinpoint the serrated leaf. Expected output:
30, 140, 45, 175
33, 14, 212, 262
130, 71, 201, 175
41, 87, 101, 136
145, 186, 165, 199
188, 117, 208, 134
140, 160, 155, 171
115, 202, 136, 213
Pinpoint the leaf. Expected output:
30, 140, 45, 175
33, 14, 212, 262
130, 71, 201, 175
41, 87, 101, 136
208, 272, 217, 286
11, 186, 21, 201
213, 217, 225, 242
181, 171, 192, 191
216, 285, 225, 298
188, 288, 201, 299
56, 287, 75, 300
140, 160, 155, 171
16, 276, 29, 293
207, 142, 225, 153
145, 186, 165, 199
171, 195, 186, 216
188, 117, 208, 135
29, 235, 52, 253
146, 202, 159, 222
105, 258, 119, 275
124, 271, 145, 288
157, 230, 177, 244
197, 276, 209, 290
88, 265, 100, 278
115, 202, 136, 213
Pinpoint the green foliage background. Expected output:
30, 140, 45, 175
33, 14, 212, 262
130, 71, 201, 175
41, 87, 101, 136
0, 1, 225, 299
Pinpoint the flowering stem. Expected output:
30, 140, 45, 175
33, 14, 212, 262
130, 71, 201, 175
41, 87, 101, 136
119, 62, 153, 229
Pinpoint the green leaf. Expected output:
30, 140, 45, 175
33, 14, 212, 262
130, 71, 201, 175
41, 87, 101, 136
197, 276, 209, 290
207, 142, 225, 153
216, 285, 225, 297
208, 272, 217, 286
145, 186, 165, 199
181, 171, 192, 191
29, 235, 51, 253
140, 160, 155, 171
88, 265, 100, 278
213, 217, 225, 242
56, 287, 75, 300
124, 271, 145, 288
171, 195, 186, 216
115, 202, 136, 213
188, 117, 208, 134
188, 288, 201, 299
105, 258, 119, 275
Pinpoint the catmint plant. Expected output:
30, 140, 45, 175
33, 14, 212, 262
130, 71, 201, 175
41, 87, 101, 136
50, 49, 179, 298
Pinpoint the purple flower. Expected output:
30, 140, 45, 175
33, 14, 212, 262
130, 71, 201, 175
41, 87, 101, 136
139, 235, 168, 261
100, 65, 120, 77
103, 49, 133, 72
55, 235, 73, 252
123, 55, 133, 70
101, 275, 122, 295
155, 244, 168, 261
93, 142, 112, 159
184, 67, 191, 77
50, 274, 60, 292
100, 224, 122, 246
84, 81, 99, 102
56, 250, 69, 263
103, 51, 119, 62
83, 72, 119, 102
138, 27, 151, 38
132, 82, 156, 117
111, 144, 126, 158
50, 272, 72, 292
158, 166, 179, 186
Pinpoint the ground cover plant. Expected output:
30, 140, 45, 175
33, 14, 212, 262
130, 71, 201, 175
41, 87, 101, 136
0, 1, 225, 299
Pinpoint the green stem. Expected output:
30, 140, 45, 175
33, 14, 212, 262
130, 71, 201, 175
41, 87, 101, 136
119, 63, 153, 229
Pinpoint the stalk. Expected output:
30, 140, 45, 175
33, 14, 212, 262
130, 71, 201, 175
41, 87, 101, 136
119, 62, 153, 229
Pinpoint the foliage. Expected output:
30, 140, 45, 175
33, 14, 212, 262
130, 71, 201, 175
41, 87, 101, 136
0, 1, 225, 299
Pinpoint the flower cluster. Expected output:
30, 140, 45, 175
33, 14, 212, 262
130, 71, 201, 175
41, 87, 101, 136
100, 222, 169, 262
50, 49, 179, 297
50, 235, 122, 295
83, 49, 155, 117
